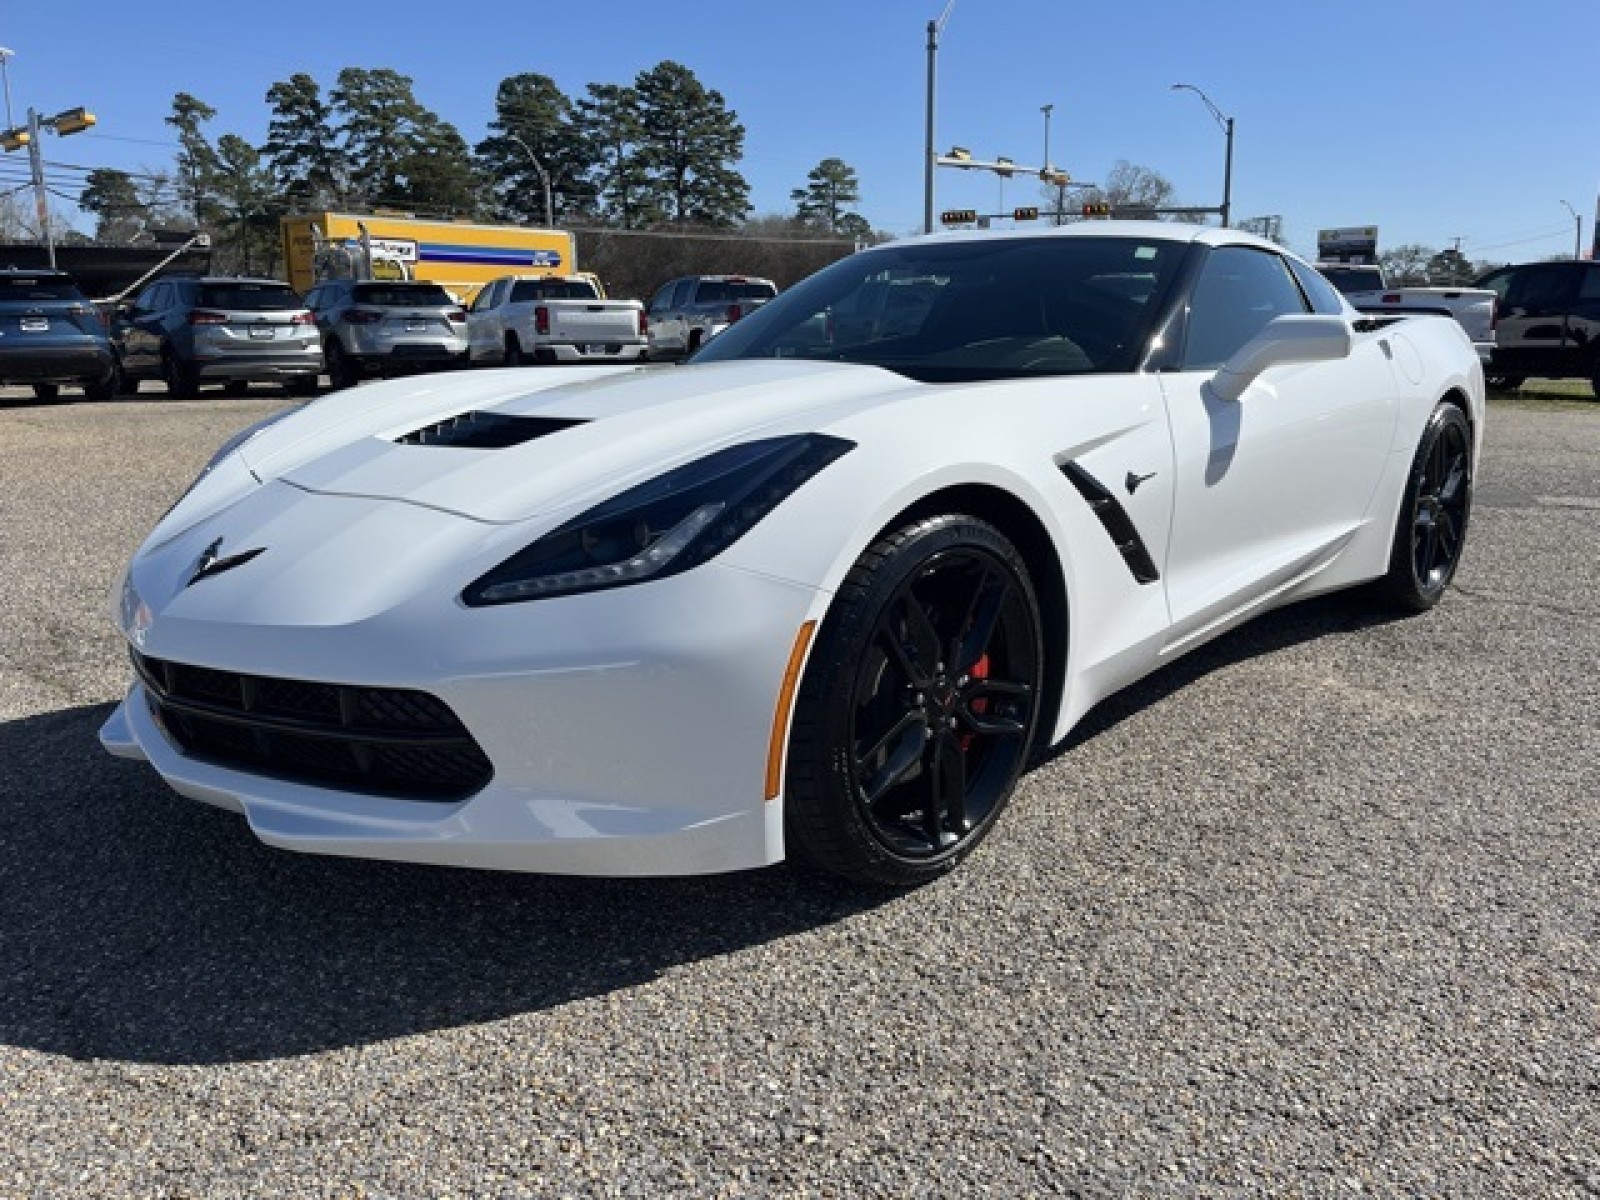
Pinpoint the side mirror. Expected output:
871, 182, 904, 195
1211, 315, 1352, 402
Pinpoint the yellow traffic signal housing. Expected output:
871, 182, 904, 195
1012, 206, 1039, 221
940, 209, 977, 225
0, 127, 30, 152
50, 107, 96, 136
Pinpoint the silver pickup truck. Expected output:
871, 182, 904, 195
466, 275, 646, 366
645, 275, 778, 361
1318, 263, 1496, 362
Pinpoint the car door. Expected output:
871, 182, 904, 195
1158, 245, 1398, 646
1480, 263, 1580, 376
649, 279, 693, 356
116, 283, 167, 379
466, 280, 505, 363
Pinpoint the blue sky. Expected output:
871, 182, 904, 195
5, 0, 1596, 263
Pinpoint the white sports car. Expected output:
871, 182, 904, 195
102, 224, 1483, 886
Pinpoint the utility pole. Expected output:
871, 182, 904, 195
923, 0, 957, 234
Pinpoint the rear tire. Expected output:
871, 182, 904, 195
31, 382, 60, 402
326, 340, 359, 390
162, 348, 199, 399
1376, 403, 1473, 612
285, 374, 319, 398
83, 368, 116, 403
505, 334, 524, 366
223, 380, 251, 397
784, 515, 1044, 887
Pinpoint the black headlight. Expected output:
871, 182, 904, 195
463, 434, 854, 605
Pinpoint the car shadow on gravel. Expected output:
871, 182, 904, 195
0, 704, 883, 1066
0, 596, 1401, 1068
1049, 591, 1406, 757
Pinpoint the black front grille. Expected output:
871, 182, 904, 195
133, 652, 493, 802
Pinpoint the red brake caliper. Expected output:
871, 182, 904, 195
960, 653, 990, 751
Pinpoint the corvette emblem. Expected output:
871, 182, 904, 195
188, 537, 265, 586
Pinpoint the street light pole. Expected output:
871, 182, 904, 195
24, 109, 54, 267
923, 0, 956, 234
508, 133, 554, 228
1171, 83, 1234, 227
1561, 200, 1582, 261
0, 48, 15, 129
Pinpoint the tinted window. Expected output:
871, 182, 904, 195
0, 276, 86, 302
1182, 246, 1309, 369
353, 283, 454, 306
509, 278, 598, 302
694, 280, 777, 304
1577, 267, 1600, 303
197, 283, 301, 311
1506, 265, 1575, 310
669, 279, 694, 308
694, 235, 1184, 382
1290, 259, 1348, 315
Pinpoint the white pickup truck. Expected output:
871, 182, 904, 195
1317, 263, 1496, 362
466, 275, 647, 366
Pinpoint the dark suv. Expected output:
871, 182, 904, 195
1473, 260, 1600, 394
112, 275, 323, 398
0, 269, 116, 402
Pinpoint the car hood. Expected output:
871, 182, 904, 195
242, 361, 913, 525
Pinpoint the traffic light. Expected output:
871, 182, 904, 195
0, 126, 29, 152
49, 107, 96, 136
1081, 201, 1112, 218
1040, 169, 1071, 187
1012, 206, 1039, 222
940, 209, 977, 225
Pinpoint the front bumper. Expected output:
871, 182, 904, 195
102, 554, 827, 876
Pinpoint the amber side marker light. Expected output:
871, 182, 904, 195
765, 620, 818, 801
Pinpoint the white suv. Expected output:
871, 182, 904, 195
304, 279, 469, 389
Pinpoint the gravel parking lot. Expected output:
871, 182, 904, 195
1, 385, 1596, 1198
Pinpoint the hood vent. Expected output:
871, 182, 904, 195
396, 411, 588, 450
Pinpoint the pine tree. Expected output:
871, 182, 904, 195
630, 62, 750, 227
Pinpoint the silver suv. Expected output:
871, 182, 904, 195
646, 275, 778, 361
112, 276, 322, 398
304, 279, 470, 389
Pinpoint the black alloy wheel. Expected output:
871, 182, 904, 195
786, 516, 1044, 886
1378, 402, 1472, 612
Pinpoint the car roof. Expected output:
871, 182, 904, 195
887, 220, 1284, 255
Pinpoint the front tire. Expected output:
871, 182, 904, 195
1377, 402, 1473, 612
784, 516, 1044, 887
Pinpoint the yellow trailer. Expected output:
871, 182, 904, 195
281, 212, 576, 303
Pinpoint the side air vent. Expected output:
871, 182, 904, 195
396, 411, 587, 449
1059, 461, 1161, 585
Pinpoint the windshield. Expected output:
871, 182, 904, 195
693, 236, 1184, 381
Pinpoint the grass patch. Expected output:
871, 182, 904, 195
1487, 378, 1596, 412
